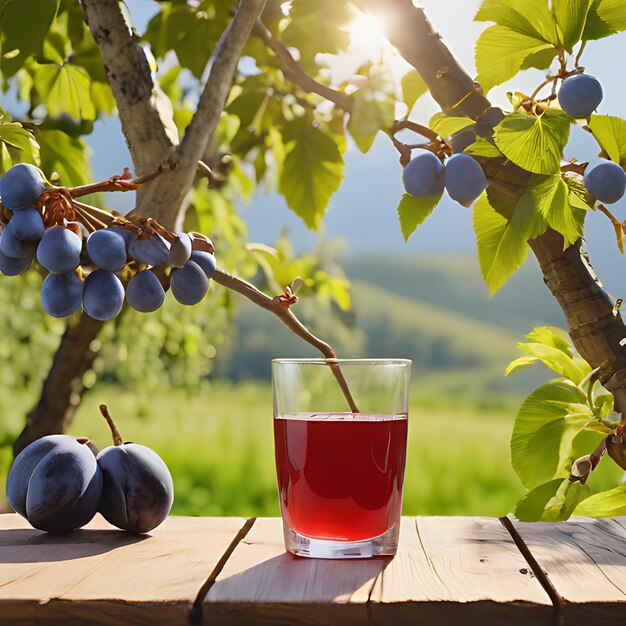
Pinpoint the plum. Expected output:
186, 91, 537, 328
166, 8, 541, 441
402, 149, 445, 197
0, 163, 47, 210
170, 260, 209, 305
444, 153, 487, 206
558, 74, 603, 119
167, 233, 193, 268
583, 160, 626, 204
97, 406, 174, 534
7, 434, 102, 533
189, 250, 216, 280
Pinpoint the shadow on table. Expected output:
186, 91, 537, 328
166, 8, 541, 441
0, 528, 146, 563
207, 551, 391, 603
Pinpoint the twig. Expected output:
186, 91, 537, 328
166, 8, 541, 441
255, 19, 353, 111
212, 267, 360, 413
390, 119, 439, 143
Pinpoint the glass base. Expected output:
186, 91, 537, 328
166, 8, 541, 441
282, 519, 399, 559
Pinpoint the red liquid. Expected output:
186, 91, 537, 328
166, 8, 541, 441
274, 413, 408, 542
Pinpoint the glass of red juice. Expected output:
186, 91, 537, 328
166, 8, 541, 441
273, 358, 410, 559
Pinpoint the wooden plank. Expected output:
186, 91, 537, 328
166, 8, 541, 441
0, 513, 247, 625
203, 517, 385, 625
511, 516, 626, 626
368, 516, 552, 626
202, 516, 552, 626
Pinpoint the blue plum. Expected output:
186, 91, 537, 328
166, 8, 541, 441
7, 434, 102, 533
558, 74, 603, 119
584, 160, 626, 204
97, 405, 174, 534
0, 163, 47, 210
87, 229, 127, 271
126, 269, 165, 313
6, 208, 44, 242
444, 154, 487, 206
0, 222, 38, 259
41, 271, 84, 318
37, 225, 82, 273
170, 260, 209, 305
0, 249, 32, 276
128, 233, 170, 266
167, 233, 192, 268
189, 250, 216, 279
402, 149, 445, 197
450, 129, 476, 154
107, 226, 135, 249
82, 270, 125, 321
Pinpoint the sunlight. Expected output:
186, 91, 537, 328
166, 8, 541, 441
346, 10, 395, 64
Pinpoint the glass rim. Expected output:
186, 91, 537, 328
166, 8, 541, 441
272, 358, 412, 366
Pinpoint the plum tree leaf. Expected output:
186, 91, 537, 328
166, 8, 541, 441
401, 70, 428, 113
278, 116, 344, 230
397, 193, 440, 241
475, 0, 560, 43
494, 110, 571, 174
0, 122, 40, 170
347, 89, 395, 153
464, 136, 502, 157
473, 192, 545, 295
520, 174, 584, 245
511, 381, 593, 489
0, 0, 58, 78
583, 0, 626, 40
525, 326, 574, 355
428, 113, 475, 138
475, 26, 556, 93
574, 485, 626, 516
586, 115, 626, 167
35, 63, 96, 121
38, 130, 90, 186
552, 0, 593, 51
516, 478, 589, 521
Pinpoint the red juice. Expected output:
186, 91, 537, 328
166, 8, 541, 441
274, 412, 408, 542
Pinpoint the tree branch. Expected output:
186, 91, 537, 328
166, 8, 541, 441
211, 267, 359, 413
78, 0, 178, 173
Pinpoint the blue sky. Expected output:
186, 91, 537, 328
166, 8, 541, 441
90, 1, 626, 290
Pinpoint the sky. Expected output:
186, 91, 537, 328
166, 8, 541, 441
90, 0, 626, 290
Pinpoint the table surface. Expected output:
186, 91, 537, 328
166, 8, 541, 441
0, 513, 624, 625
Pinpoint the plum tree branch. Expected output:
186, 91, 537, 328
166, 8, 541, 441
211, 267, 359, 413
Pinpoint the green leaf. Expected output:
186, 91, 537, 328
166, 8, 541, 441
516, 478, 589, 521
515, 343, 588, 383
278, 117, 344, 230
505, 355, 542, 376
552, 0, 593, 51
0, 0, 58, 77
35, 63, 96, 121
428, 113, 475, 138
464, 136, 502, 157
583, 0, 626, 40
401, 71, 428, 113
511, 381, 592, 489
525, 326, 573, 355
282, 0, 352, 68
38, 130, 90, 186
0, 122, 40, 171
519, 174, 583, 245
475, 0, 560, 43
347, 90, 395, 153
397, 193, 440, 241
475, 25, 555, 92
574, 485, 626, 516
494, 110, 571, 175
474, 192, 545, 295
586, 115, 626, 167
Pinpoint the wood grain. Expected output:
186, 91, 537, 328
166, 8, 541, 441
201, 516, 552, 626
368, 516, 552, 626
510, 516, 626, 625
0, 513, 247, 625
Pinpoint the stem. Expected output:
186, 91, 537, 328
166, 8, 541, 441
99, 404, 123, 446
597, 204, 624, 254
575, 41, 587, 68
211, 267, 360, 413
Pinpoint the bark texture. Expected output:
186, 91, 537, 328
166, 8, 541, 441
377, 0, 626, 412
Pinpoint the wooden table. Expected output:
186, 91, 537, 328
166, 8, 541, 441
0, 513, 624, 625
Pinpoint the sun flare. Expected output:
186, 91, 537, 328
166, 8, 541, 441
346, 10, 395, 63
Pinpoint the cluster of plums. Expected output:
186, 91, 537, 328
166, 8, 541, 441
6, 406, 174, 534
0, 163, 217, 320
402, 149, 487, 207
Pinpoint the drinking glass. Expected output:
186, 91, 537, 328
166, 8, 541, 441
273, 358, 411, 559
